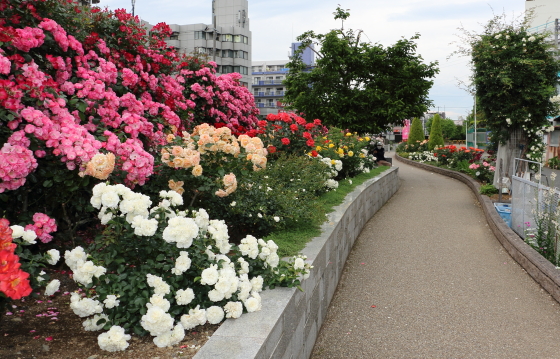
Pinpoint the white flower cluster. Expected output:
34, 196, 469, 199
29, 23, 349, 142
83, 313, 109, 331
70, 292, 104, 317
46, 249, 60, 265
408, 151, 438, 163
146, 274, 170, 295
171, 251, 192, 275
91, 183, 152, 224
65, 247, 106, 286
103, 295, 120, 309
44, 279, 60, 296
10, 225, 37, 244
292, 254, 312, 280
139, 292, 186, 348
238, 235, 279, 268
98, 325, 131, 352
162, 217, 199, 248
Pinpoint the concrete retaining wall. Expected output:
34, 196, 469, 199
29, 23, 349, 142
395, 155, 560, 304
194, 167, 400, 359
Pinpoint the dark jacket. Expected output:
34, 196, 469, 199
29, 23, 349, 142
372, 146, 386, 162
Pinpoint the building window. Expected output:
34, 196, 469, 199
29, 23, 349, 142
194, 31, 206, 40
234, 35, 242, 43
253, 77, 261, 84
223, 34, 233, 42
169, 31, 179, 40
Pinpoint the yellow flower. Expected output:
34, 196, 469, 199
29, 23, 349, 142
348, 151, 354, 157
365, 137, 370, 141
328, 143, 335, 148
345, 132, 352, 137
331, 159, 336, 165
337, 148, 344, 154
343, 145, 348, 150
316, 146, 322, 151
360, 153, 365, 158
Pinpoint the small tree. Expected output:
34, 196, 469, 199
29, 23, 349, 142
428, 114, 444, 149
408, 117, 425, 144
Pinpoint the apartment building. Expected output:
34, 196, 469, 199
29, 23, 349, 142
148, 0, 252, 87
251, 43, 315, 117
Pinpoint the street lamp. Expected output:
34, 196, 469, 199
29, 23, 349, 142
131, 0, 136, 17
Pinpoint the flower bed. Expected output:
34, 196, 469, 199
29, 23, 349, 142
395, 154, 560, 305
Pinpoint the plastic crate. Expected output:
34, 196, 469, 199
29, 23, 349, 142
494, 203, 512, 228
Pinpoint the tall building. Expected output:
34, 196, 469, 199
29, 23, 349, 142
148, 0, 252, 87
525, 0, 560, 30
251, 43, 315, 117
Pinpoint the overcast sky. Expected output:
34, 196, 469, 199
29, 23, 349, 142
99, 0, 530, 121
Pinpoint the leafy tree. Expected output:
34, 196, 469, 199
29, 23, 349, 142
407, 117, 425, 144
453, 11, 560, 179
284, 7, 439, 134
441, 118, 458, 139
428, 114, 444, 149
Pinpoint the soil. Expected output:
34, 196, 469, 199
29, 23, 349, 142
489, 193, 512, 202
0, 271, 218, 359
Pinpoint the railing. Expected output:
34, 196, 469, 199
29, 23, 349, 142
252, 80, 284, 86
253, 91, 285, 97
511, 158, 549, 239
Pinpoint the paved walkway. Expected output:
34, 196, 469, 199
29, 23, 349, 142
311, 157, 560, 358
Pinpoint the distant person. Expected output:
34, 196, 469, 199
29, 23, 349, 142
372, 142, 392, 167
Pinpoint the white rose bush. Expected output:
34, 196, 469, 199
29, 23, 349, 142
63, 182, 311, 351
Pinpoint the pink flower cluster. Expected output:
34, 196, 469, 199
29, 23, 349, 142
0, 142, 38, 193
469, 163, 480, 170
103, 132, 154, 186
20, 104, 102, 171
11, 27, 45, 52
1, 10, 259, 192
24, 213, 57, 244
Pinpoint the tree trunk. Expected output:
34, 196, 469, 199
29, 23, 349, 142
493, 129, 527, 190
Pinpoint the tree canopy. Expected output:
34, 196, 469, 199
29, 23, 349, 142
454, 11, 560, 162
283, 7, 439, 134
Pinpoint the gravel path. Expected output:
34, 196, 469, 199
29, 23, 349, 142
311, 159, 560, 359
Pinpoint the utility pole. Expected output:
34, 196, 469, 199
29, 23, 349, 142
131, 0, 136, 17
474, 92, 477, 149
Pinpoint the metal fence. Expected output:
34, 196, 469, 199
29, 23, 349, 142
511, 159, 558, 239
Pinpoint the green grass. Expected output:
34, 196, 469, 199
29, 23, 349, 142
266, 166, 390, 257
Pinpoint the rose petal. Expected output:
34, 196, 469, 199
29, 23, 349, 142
45, 336, 53, 341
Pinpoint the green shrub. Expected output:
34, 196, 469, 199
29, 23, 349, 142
428, 114, 444, 150
547, 156, 560, 170
408, 117, 425, 144
479, 183, 499, 196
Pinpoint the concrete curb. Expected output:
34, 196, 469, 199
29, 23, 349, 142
194, 167, 400, 359
395, 154, 560, 303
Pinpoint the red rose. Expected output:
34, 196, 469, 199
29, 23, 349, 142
306, 139, 315, 147
0, 269, 32, 300
281, 138, 290, 145
303, 132, 312, 139
310, 150, 318, 157
268, 146, 277, 153
289, 124, 298, 132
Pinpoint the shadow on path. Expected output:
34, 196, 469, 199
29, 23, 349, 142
311, 158, 560, 359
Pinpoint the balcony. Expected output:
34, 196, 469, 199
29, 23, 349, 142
252, 80, 284, 86
254, 91, 285, 97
